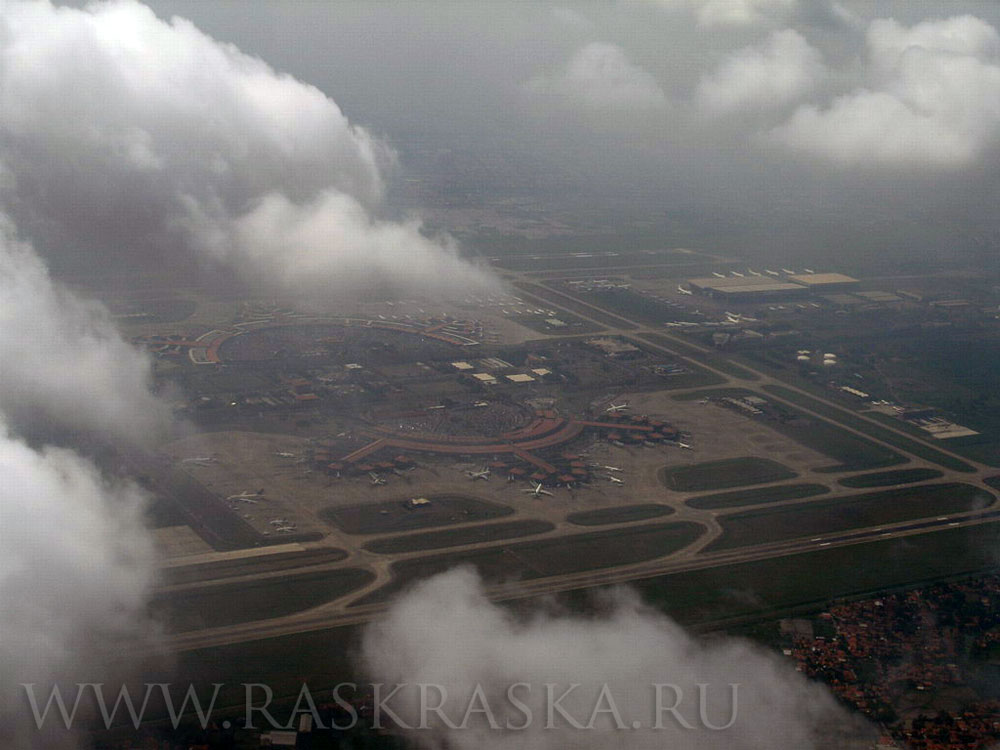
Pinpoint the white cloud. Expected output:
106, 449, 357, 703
0, 0, 496, 300
697, 30, 826, 114
772, 15, 1000, 168
0, 421, 158, 748
0, 219, 170, 443
362, 568, 874, 749
526, 42, 667, 112
643, 0, 797, 28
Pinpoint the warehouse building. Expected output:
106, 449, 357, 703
687, 276, 809, 300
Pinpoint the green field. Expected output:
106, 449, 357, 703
838, 468, 944, 488
152, 568, 375, 632
353, 521, 705, 605
660, 457, 796, 492
686, 483, 830, 510
764, 385, 977, 473
566, 504, 675, 526
707, 483, 995, 552
322, 496, 513, 534
634, 522, 1000, 626
639, 333, 759, 381
163, 548, 349, 585
363, 520, 554, 554
671, 387, 903, 472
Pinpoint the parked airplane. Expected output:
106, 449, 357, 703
182, 456, 217, 464
781, 268, 795, 275
803, 268, 815, 274
275, 525, 296, 533
698, 397, 711, 405
605, 475, 624, 485
522, 482, 553, 498
712, 272, 726, 278
765, 269, 779, 276
227, 489, 264, 501
678, 442, 693, 450
369, 472, 387, 486
747, 268, 762, 276
269, 518, 290, 526
677, 285, 693, 295
602, 465, 623, 472
274, 452, 296, 458
467, 467, 491, 481
730, 271, 745, 278
606, 402, 630, 413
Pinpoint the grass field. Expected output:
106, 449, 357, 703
150, 526, 1000, 729
838, 468, 944, 488
153, 568, 375, 632
866, 411, 1000, 469
163, 548, 349, 585
660, 457, 796, 492
363, 520, 554, 554
686, 483, 830, 510
321, 496, 513, 534
764, 385, 977, 473
352, 521, 705, 605
707, 483, 995, 551
638, 333, 759, 381
670, 387, 903, 472
635, 522, 1000, 626
566, 504, 675, 526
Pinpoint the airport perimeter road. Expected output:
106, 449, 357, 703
164, 509, 999, 653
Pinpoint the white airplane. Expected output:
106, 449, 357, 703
467, 467, 491, 481
764, 269, 779, 276
182, 456, 217, 464
803, 268, 815, 274
275, 525, 296, 533
677, 285, 693, 295
227, 489, 264, 501
678, 442, 693, 450
698, 397, 711, 405
606, 402, 630, 413
747, 268, 762, 276
269, 518, 290, 526
730, 271, 745, 278
369, 472, 387, 486
712, 272, 726, 278
602, 465, 623, 472
521, 482, 553, 498
274, 452, 296, 458
606, 475, 624, 485
781, 268, 795, 275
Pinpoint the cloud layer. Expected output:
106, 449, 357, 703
526, 42, 667, 112
697, 30, 826, 114
773, 15, 1000, 167
0, 0, 495, 299
0, 421, 158, 748
0, 220, 169, 444
362, 568, 873, 749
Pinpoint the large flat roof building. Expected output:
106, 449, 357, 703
786, 272, 859, 290
687, 276, 809, 299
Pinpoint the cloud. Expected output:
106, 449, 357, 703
0, 429, 158, 748
643, 0, 797, 28
362, 568, 874, 749
0, 219, 170, 444
0, 420, 158, 748
526, 42, 667, 112
772, 15, 1000, 168
697, 30, 826, 114
0, 0, 496, 300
